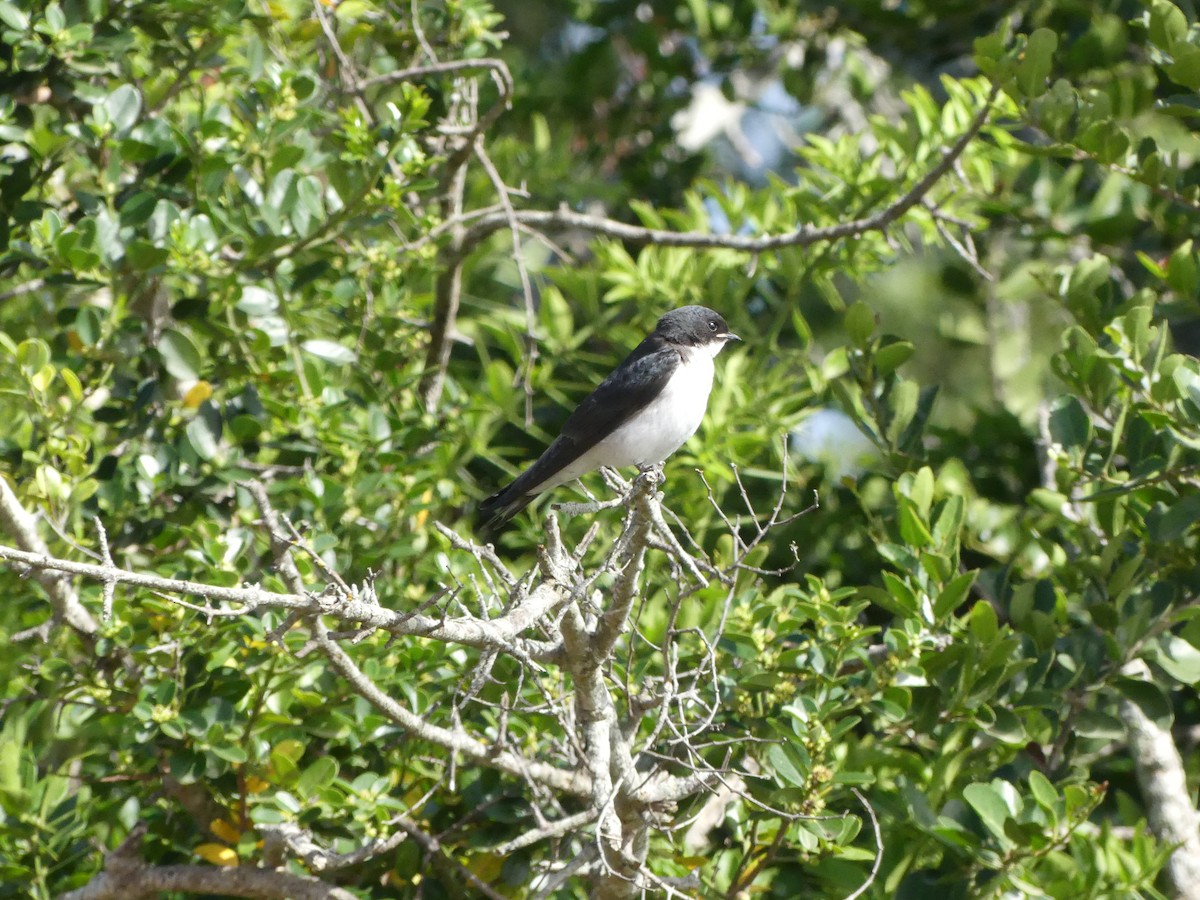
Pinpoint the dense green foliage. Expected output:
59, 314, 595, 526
4, 0, 1200, 897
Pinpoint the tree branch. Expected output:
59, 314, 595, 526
61, 824, 355, 900
456, 81, 1000, 255
0, 543, 566, 658
485, 809, 598, 855
313, 618, 591, 797
419, 143, 469, 411
1119, 663, 1200, 900
0, 478, 99, 637
592, 472, 658, 658
359, 58, 513, 93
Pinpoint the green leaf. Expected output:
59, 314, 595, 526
963, 783, 1011, 840
885, 379, 919, 445
875, 340, 914, 375
1028, 771, 1057, 811
211, 743, 248, 764
292, 175, 325, 237
880, 572, 919, 615
1153, 493, 1200, 541
1029, 488, 1068, 515
1167, 241, 1198, 296
263, 169, 297, 234
186, 414, 221, 461
269, 742, 303, 785
1115, 678, 1173, 726
767, 742, 806, 788
126, 240, 170, 270
1152, 635, 1200, 684
301, 340, 356, 364
0, 718, 26, 803
982, 707, 1027, 745
16, 338, 50, 376
909, 466, 934, 517
103, 84, 142, 136
844, 301, 875, 349
1167, 43, 1200, 90
896, 498, 933, 548
297, 756, 339, 796
238, 286, 278, 315
59, 368, 83, 402
1047, 395, 1091, 449
42, 2, 65, 32
0, 2, 29, 30
1149, 0, 1188, 52
934, 571, 977, 619
158, 329, 203, 380
968, 600, 998, 642
1018, 29, 1058, 97
1075, 709, 1125, 739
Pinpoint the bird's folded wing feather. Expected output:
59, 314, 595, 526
559, 337, 680, 447
499, 339, 681, 494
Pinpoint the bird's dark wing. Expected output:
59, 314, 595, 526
478, 336, 680, 532
559, 336, 680, 445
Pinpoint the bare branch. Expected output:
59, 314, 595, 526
0, 478, 98, 636
844, 788, 884, 900
393, 815, 508, 900
0, 543, 565, 658
593, 472, 658, 658
91, 516, 117, 623
359, 58, 514, 93
313, 618, 591, 797
1119, 662, 1200, 900
472, 136, 540, 425
486, 809, 598, 855
241, 479, 309, 596
61, 824, 356, 900
0, 277, 46, 302
419, 164, 468, 411
457, 81, 1000, 255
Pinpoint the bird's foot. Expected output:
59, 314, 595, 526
633, 463, 665, 492
635, 462, 664, 479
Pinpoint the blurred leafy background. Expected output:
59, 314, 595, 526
3, 0, 1200, 897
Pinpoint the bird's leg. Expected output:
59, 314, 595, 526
634, 463, 665, 494
636, 462, 666, 485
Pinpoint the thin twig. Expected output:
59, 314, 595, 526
359, 58, 514, 93
844, 788, 884, 900
94, 517, 116, 622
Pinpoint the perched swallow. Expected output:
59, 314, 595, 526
480, 305, 740, 529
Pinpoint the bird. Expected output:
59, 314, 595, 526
479, 305, 741, 530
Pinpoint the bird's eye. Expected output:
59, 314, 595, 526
708, 320, 718, 331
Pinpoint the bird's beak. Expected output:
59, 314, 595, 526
721, 332, 741, 342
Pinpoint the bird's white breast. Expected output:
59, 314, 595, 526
538, 346, 717, 491
598, 347, 715, 467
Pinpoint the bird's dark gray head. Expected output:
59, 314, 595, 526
653, 305, 740, 347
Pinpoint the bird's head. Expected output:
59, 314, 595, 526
654, 305, 741, 352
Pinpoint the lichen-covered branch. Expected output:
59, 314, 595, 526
1119, 665, 1200, 900
61, 825, 355, 900
0, 543, 564, 658
0, 477, 98, 637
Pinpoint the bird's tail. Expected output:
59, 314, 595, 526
476, 485, 535, 538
